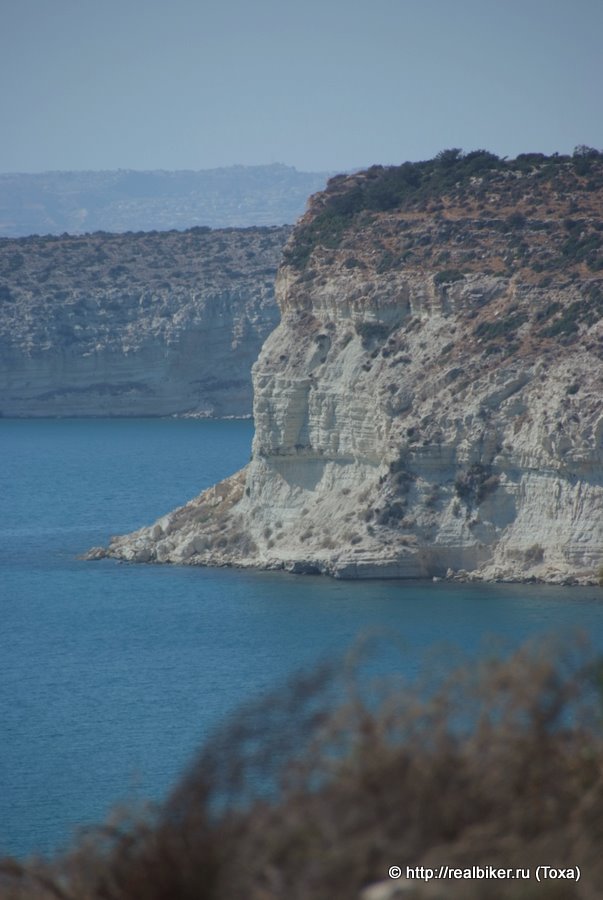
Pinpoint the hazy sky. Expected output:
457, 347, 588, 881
2, 0, 602, 174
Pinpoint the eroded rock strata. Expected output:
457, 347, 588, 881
0, 226, 288, 417
92, 151, 603, 582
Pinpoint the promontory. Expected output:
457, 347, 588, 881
88, 149, 603, 584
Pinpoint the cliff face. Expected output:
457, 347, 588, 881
93, 151, 603, 583
0, 226, 288, 417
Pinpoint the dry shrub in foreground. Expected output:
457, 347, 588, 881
3, 637, 603, 900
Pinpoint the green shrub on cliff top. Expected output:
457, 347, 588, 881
284, 148, 603, 269
284, 150, 504, 268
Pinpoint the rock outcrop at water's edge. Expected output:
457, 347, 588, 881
0, 226, 288, 417
89, 150, 603, 583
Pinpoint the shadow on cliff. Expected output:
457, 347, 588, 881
3, 635, 603, 900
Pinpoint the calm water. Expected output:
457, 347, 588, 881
2, 419, 603, 858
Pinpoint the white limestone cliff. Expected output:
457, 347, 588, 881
89, 154, 603, 583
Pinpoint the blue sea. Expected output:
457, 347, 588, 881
2, 418, 603, 859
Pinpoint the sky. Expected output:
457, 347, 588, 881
1, 0, 602, 174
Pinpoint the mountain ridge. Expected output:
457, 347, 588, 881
0, 164, 331, 237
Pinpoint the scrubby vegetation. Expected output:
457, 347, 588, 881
433, 268, 465, 286
3, 637, 603, 899
454, 463, 500, 506
0, 227, 289, 361
0, 226, 289, 303
539, 283, 603, 338
284, 147, 603, 271
474, 311, 529, 343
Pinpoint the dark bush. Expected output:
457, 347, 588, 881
505, 212, 526, 229
474, 311, 528, 341
434, 269, 464, 286
354, 320, 391, 347
4, 639, 603, 900
454, 462, 499, 504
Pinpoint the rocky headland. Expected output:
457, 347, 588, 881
88, 149, 603, 583
0, 226, 288, 417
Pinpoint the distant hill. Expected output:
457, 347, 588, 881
0, 164, 332, 237
0, 225, 290, 417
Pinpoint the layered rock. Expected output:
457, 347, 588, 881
91, 151, 603, 583
0, 226, 288, 417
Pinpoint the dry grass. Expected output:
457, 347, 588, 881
3, 637, 603, 899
